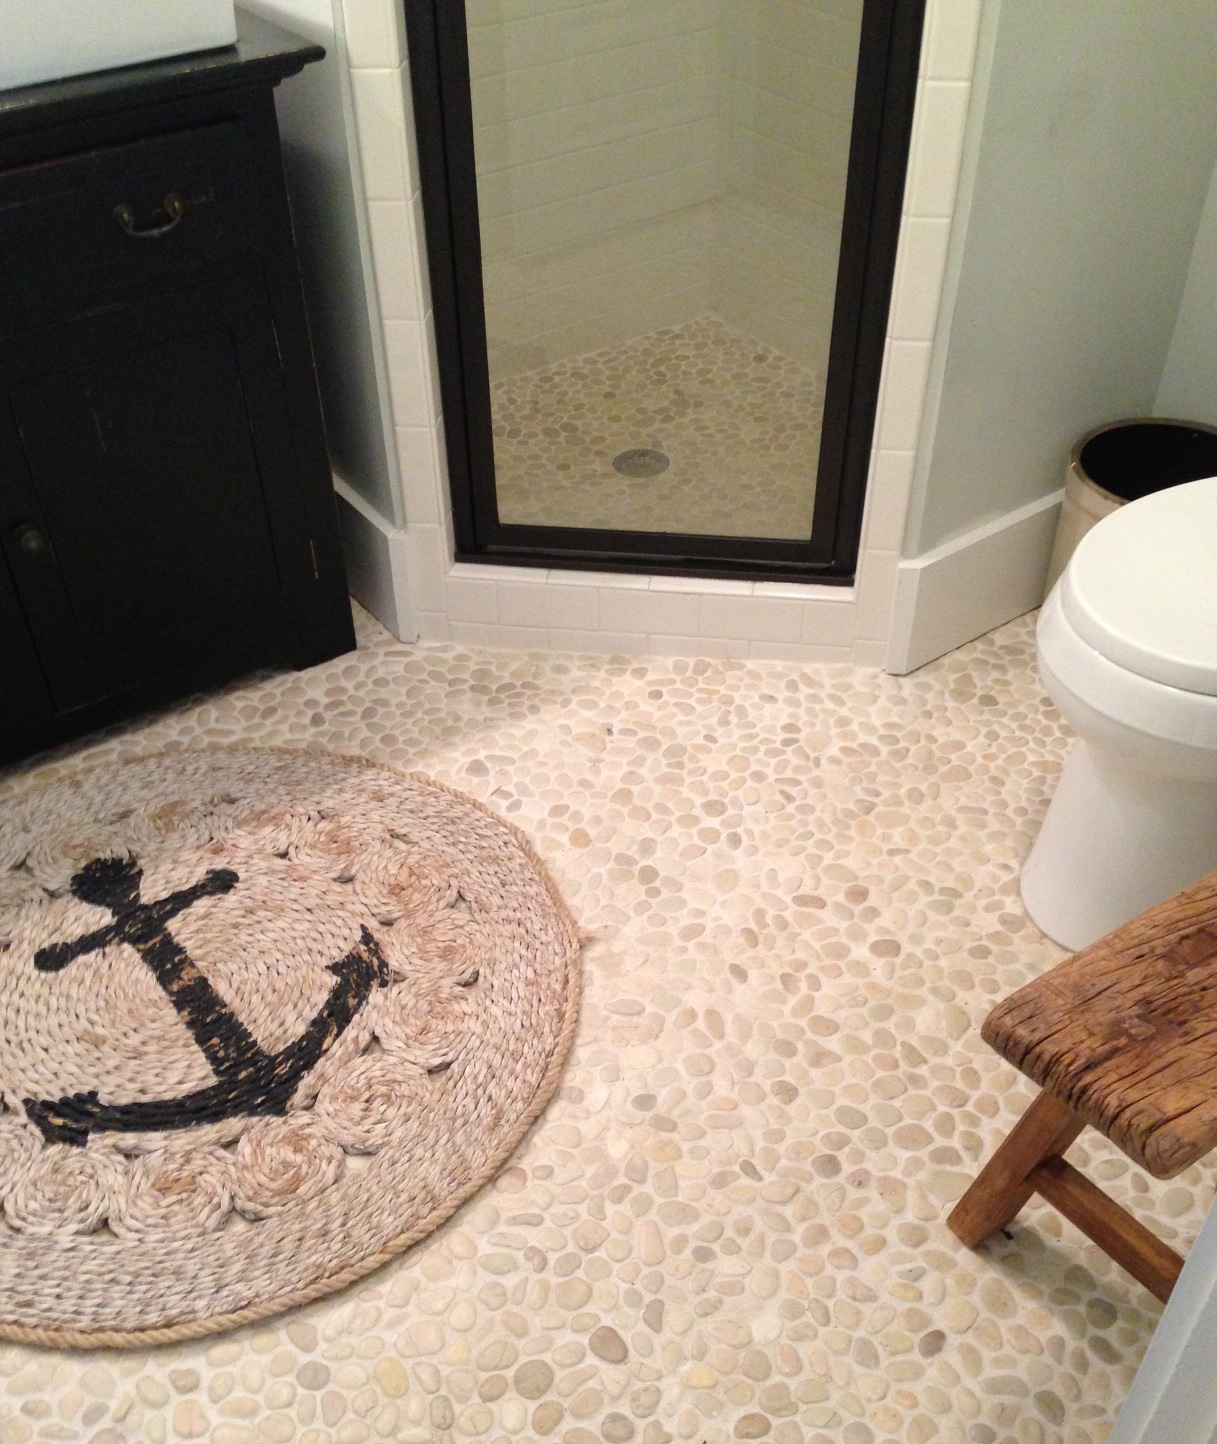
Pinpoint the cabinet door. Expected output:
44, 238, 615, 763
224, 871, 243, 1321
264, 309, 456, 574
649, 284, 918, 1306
0, 265, 317, 712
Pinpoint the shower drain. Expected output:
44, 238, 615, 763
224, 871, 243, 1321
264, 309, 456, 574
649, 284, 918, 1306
612, 447, 670, 478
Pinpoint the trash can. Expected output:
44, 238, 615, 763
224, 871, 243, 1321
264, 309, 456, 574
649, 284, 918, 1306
1044, 417, 1217, 597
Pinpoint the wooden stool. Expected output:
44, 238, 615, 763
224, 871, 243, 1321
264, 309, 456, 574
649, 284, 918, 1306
948, 869, 1217, 1304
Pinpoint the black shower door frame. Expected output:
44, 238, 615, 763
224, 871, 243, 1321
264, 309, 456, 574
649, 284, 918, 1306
404, 0, 926, 583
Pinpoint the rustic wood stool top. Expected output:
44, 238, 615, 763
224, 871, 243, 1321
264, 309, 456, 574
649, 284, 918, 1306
983, 868, 1217, 1180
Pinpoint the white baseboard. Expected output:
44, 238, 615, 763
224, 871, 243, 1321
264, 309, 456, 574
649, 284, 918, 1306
333, 481, 417, 642
886, 489, 1063, 673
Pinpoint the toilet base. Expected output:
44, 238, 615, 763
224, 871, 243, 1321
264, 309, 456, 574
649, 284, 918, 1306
1021, 738, 1217, 951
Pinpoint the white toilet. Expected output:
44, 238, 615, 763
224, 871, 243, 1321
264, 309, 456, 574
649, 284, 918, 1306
1021, 474, 1217, 951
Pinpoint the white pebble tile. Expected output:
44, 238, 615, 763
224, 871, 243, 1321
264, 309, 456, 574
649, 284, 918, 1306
0, 606, 1184, 1444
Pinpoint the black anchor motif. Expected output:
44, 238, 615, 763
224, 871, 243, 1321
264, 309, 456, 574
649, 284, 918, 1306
24, 856, 389, 1147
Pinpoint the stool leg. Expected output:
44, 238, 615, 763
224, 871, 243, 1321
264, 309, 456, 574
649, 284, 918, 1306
948, 1091, 1085, 1246
1028, 1157, 1183, 1304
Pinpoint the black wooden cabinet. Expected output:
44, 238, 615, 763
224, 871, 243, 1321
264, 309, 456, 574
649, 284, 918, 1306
0, 14, 355, 765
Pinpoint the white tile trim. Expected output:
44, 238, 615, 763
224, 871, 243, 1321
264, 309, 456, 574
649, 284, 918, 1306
922, 0, 984, 82
899, 0, 1000, 559
886, 490, 1063, 673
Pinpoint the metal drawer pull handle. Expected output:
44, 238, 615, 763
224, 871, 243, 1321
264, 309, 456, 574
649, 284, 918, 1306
113, 192, 184, 239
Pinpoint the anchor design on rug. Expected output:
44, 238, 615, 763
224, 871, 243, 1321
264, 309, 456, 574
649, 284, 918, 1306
24, 856, 390, 1147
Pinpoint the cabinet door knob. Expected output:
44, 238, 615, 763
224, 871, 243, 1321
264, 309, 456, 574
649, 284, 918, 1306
15, 524, 47, 555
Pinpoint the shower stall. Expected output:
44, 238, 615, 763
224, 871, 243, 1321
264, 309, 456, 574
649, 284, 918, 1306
405, 0, 924, 581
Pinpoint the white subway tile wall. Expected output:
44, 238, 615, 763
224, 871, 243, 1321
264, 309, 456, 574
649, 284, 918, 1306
903, 79, 972, 218
468, 0, 719, 371
464, 0, 863, 375
889, 217, 953, 341
381, 317, 434, 429
716, 0, 861, 371
348, 66, 414, 199
341, 0, 405, 69
922, 0, 982, 81
876, 339, 934, 452
853, 547, 902, 643
393, 421, 447, 527
340, 0, 982, 662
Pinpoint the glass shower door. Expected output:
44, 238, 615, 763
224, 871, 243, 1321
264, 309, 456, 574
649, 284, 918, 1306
469, 0, 863, 541
406, 0, 924, 577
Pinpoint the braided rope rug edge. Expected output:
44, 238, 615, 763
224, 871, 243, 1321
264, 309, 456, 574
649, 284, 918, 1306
0, 745, 584, 1351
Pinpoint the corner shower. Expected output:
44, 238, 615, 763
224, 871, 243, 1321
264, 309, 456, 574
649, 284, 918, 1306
405, 0, 924, 581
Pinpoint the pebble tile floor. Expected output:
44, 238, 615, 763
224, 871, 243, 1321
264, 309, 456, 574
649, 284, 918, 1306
492, 317, 823, 539
2, 604, 1213, 1444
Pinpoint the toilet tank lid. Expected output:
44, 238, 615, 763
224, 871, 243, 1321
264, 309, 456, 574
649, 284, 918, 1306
1061, 474, 1217, 695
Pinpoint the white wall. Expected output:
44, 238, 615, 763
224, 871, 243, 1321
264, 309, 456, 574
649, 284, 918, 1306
906, 0, 1217, 557
1156, 159, 1217, 426
888, 0, 1217, 672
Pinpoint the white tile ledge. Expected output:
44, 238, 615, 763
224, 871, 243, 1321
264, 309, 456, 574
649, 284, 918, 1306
427, 558, 867, 662
446, 560, 856, 605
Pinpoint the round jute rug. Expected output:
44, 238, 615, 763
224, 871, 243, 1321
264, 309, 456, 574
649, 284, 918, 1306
0, 749, 581, 1348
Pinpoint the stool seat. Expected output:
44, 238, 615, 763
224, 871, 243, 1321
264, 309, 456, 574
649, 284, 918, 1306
949, 867, 1217, 1302
984, 870, 1217, 1178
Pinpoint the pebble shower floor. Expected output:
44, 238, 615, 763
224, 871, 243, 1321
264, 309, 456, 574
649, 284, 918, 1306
491, 317, 822, 540
2, 605, 1211, 1444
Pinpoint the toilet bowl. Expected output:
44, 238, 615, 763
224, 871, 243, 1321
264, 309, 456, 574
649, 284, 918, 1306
1020, 475, 1217, 950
